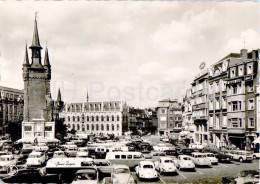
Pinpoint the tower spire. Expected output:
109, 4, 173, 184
23, 44, 29, 65
57, 88, 61, 102
44, 47, 50, 66
30, 12, 42, 49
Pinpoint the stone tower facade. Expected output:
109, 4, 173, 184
23, 17, 52, 122
22, 16, 55, 140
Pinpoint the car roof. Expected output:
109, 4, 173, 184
192, 152, 203, 155
76, 168, 97, 174
140, 161, 154, 165
114, 165, 130, 169
160, 157, 173, 161
30, 152, 42, 155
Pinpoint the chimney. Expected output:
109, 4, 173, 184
241, 49, 248, 59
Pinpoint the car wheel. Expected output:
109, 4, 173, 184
239, 158, 243, 163
253, 155, 256, 160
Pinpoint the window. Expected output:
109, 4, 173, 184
170, 117, 173, 121
107, 116, 109, 121
72, 116, 75, 121
45, 126, 52, 131
96, 116, 99, 121
161, 109, 166, 114
117, 115, 120, 121
92, 116, 94, 121
24, 126, 32, 131
115, 155, 120, 159
248, 83, 254, 92
77, 116, 80, 121
121, 155, 126, 159
92, 124, 94, 131
231, 68, 236, 78
87, 116, 89, 121
127, 155, 132, 159
112, 115, 114, 121
233, 86, 237, 95
231, 101, 241, 111
96, 124, 99, 131
101, 116, 104, 121
117, 124, 119, 131
82, 125, 85, 131
112, 124, 114, 131
77, 124, 80, 130
247, 64, 253, 74
72, 124, 75, 130
101, 124, 104, 131
248, 118, 254, 128
238, 66, 243, 76
229, 118, 243, 128
87, 124, 89, 130
248, 99, 254, 110
107, 124, 109, 131
232, 101, 238, 111
68, 116, 70, 122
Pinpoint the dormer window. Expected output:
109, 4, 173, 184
247, 64, 253, 74
238, 66, 244, 76
231, 68, 236, 78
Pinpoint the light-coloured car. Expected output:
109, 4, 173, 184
0, 155, 18, 172
191, 152, 211, 167
136, 161, 158, 180
26, 151, 46, 167
65, 145, 78, 157
203, 153, 218, 165
72, 167, 99, 184
155, 157, 177, 174
53, 151, 67, 158
189, 143, 204, 150
153, 144, 170, 152
228, 150, 253, 162
111, 165, 136, 184
174, 155, 195, 171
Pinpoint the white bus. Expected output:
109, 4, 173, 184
106, 151, 144, 168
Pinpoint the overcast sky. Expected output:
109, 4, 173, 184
0, 1, 259, 108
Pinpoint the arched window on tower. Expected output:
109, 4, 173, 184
107, 116, 109, 121
77, 124, 80, 130
82, 125, 85, 131
112, 124, 114, 131
68, 116, 70, 122
87, 116, 89, 121
107, 124, 109, 131
101, 116, 104, 121
92, 116, 94, 121
96, 116, 99, 121
117, 124, 120, 131
87, 124, 89, 130
101, 124, 104, 131
73, 116, 75, 121
96, 124, 99, 131
112, 115, 114, 121
77, 116, 80, 121
117, 115, 120, 121
92, 124, 94, 131
72, 124, 75, 130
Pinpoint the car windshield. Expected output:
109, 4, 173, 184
143, 165, 153, 169
207, 154, 214, 157
77, 173, 97, 180
115, 168, 130, 174
196, 155, 205, 158
183, 157, 191, 160
30, 155, 41, 158
164, 160, 173, 163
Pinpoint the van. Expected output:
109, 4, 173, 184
106, 151, 144, 168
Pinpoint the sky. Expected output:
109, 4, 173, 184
0, 1, 259, 108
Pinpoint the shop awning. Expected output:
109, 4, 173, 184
253, 136, 260, 144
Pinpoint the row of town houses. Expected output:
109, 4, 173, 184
1, 48, 259, 151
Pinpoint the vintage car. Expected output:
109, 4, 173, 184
150, 151, 166, 162
153, 144, 170, 152
215, 151, 233, 163
110, 165, 136, 184
0, 155, 18, 172
64, 145, 78, 157
163, 149, 177, 158
76, 151, 89, 158
136, 161, 158, 180
222, 170, 260, 184
93, 159, 114, 175
228, 150, 253, 162
26, 151, 46, 167
176, 148, 194, 156
53, 151, 67, 158
191, 152, 211, 167
189, 143, 204, 150
203, 153, 218, 165
155, 157, 177, 174
173, 155, 195, 171
72, 168, 99, 184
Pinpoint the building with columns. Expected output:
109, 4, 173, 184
60, 100, 128, 136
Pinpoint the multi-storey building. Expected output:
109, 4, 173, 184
157, 99, 182, 136
61, 100, 128, 136
208, 56, 229, 148
226, 49, 259, 150
191, 69, 209, 144
0, 86, 24, 138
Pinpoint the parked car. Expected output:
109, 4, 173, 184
228, 150, 253, 162
190, 152, 211, 167
155, 157, 177, 174
173, 155, 195, 171
53, 151, 67, 159
252, 150, 260, 160
110, 165, 136, 184
153, 144, 170, 152
136, 161, 158, 180
26, 152, 46, 167
72, 167, 99, 184
64, 145, 78, 157
189, 143, 204, 150
177, 148, 194, 156
222, 170, 259, 184
215, 151, 233, 163
0, 155, 18, 173
150, 151, 166, 162
93, 159, 114, 175
163, 149, 177, 158
203, 153, 218, 165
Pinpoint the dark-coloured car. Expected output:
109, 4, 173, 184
215, 151, 233, 163
177, 148, 194, 156
163, 149, 177, 157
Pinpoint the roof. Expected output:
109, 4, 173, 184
218, 53, 241, 63
76, 168, 97, 174
30, 17, 42, 49
228, 57, 244, 67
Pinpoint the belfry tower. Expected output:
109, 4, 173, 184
22, 15, 55, 140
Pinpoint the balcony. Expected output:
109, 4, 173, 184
192, 103, 208, 111
227, 127, 246, 134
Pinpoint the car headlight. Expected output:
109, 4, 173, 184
128, 177, 135, 184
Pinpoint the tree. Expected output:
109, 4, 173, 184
55, 118, 67, 141
6, 121, 22, 141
